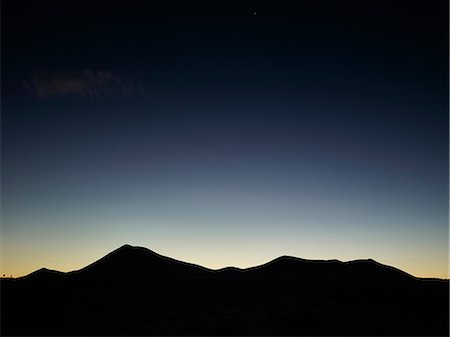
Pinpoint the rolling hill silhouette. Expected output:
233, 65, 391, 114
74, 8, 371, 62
2, 244, 448, 335
66, 244, 211, 282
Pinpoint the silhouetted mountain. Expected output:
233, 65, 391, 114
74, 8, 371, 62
67, 244, 211, 283
244, 255, 416, 283
21, 267, 65, 280
2, 244, 448, 336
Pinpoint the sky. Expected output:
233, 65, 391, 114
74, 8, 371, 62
1, 0, 449, 278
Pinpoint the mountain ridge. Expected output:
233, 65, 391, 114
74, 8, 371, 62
15, 244, 445, 281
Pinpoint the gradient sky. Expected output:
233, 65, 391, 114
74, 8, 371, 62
2, 0, 449, 278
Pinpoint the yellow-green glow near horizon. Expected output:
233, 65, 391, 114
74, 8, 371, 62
2, 167, 448, 279
1, 168, 449, 279
2, 221, 448, 279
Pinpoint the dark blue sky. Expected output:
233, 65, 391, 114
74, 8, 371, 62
2, 0, 448, 277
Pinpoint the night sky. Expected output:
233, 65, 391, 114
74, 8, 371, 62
2, 0, 448, 278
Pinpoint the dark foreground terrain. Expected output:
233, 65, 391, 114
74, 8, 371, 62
1, 244, 449, 335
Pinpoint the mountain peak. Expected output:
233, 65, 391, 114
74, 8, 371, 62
117, 244, 141, 251
112, 244, 157, 256
69, 244, 211, 282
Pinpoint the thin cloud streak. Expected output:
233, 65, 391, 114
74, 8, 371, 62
23, 70, 137, 98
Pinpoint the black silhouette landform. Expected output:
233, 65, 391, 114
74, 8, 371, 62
1, 244, 448, 335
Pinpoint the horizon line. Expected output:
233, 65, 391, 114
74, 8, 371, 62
3, 244, 449, 281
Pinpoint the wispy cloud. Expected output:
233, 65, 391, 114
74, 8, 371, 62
23, 70, 136, 98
